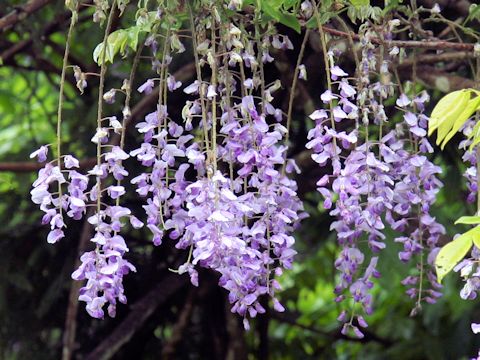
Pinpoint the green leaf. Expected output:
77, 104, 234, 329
428, 89, 471, 143
261, 1, 301, 33
278, 12, 301, 33
93, 33, 117, 65
466, 4, 480, 23
440, 93, 480, 149
347, 4, 374, 23
136, 10, 157, 32
93, 26, 144, 65
125, 26, 141, 52
435, 226, 480, 283
455, 216, 480, 225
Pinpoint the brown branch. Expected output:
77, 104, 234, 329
398, 51, 474, 67
85, 274, 188, 360
321, 25, 476, 51
0, 0, 53, 32
0, 4, 92, 64
399, 64, 477, 91
419, 0, 471, 17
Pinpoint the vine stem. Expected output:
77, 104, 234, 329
57, 6, 77, 219
312, 0, 337, 149
59, 8, 78, 360
283, 28, 310, 176
188, 2, 211, 176
96, 1, 117, 219
408, 9, 424, 313
114, 44, 143, 210
155, 24, 171, 231
254, 3, 265, 115
211, 8, 218, 174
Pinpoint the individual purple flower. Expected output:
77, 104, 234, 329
138, 79, 155, 94
30, 145, 48, 162
64, 155, 80, 169
330, 65, 348, 80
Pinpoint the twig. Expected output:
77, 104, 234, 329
285, 29, 310, 151
1, 7, 93, 67
0, 0, 52, 32
320, 25, 477, 51
398, 51, 474, 67
407, 65, 476, 90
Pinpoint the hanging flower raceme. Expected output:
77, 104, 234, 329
306, 19, 447, 334
459, 120, 479, 203
392, 91, 445, 309
131, 21, 191, 247
306, 49, 387, 333
72, 96, 145, 318
30, 147, 86, 243
166, 8, 305, 328
72, 205, 137, 318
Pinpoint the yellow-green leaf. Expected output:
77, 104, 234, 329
455, 216, 480, 225
350, 0, 370, 7
432, 90, 471, 146
441, 94, 480, 149
435, 226, 480, 283
93, 26, 143, 65
93, 39, 116, 65
428, 90, 470, 138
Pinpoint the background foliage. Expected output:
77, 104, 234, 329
1, 0, 480, 359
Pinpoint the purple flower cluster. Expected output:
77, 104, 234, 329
130, 14, 305, 328
393, 92, 445, 307
131, 102, 191, 246
30, 143, 139, 318
454, 246, 480, 300
75, 117, 143, 318
307, 26, 445, 333
32, 1, 454, 329
459, 120, 478, 203
72, 206, 138, 318
199, 96, 304, 323
306, 56, 386, 332
30, 147, 86, 244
